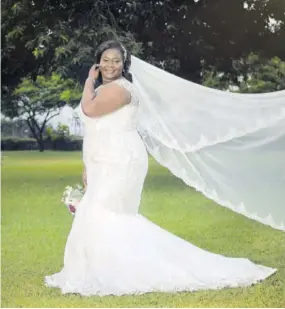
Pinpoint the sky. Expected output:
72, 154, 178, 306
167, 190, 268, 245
49, 105, 84, 136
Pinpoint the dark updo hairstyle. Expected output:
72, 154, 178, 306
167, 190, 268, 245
94, 40, 132, 89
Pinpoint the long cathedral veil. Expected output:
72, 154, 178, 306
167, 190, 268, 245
130, 55, 285, 232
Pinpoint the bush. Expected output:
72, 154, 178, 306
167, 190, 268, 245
1, 137, 83, 151
49, 136, 83, 151
1, 137, 38, 150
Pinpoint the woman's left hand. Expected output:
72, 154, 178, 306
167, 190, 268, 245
82, 166, 87, 191
88, 64, 100, 81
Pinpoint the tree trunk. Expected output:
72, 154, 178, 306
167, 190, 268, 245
37, 135, 45, 152
26, 119, 46, 152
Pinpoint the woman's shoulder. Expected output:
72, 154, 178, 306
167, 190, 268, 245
97, 77, 133, 94
112, 77, 135, 91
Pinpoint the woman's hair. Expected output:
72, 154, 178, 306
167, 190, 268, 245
94, 40, 132, 88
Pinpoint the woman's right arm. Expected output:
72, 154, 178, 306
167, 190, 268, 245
81, 82, 131, 118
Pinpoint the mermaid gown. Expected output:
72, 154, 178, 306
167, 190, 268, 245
45, 78, 276, 296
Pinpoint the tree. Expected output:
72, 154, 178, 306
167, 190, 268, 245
235, 54, 285, 93
2, 0, 284, 94
128, 0, 285, 81
2, 73, 82, 151
1, 0, 142, 96
202, 53, 285, 93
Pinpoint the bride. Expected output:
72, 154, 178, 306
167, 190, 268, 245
45, 40, 276, 296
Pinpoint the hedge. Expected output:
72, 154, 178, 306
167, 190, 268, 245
1, 137, 83, 151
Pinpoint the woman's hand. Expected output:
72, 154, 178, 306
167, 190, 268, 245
88, 64, 100, 81
82, 168, 87, 191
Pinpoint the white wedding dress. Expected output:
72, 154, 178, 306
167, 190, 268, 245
45, 78, 276, 296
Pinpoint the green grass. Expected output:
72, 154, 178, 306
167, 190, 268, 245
1, 151, 285, 308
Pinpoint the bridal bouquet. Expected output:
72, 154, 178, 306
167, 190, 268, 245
61, 184, 84, 215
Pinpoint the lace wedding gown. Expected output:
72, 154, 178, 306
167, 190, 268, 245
45, 78, 276, 296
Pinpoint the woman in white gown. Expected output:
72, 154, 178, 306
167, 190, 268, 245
45, 40, 276, 296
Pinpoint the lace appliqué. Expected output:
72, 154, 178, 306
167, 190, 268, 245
113, 78, 139, 107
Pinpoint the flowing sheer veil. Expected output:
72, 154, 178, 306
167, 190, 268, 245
130, 55, 285, 232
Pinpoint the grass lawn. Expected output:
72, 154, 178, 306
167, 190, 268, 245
1, 151, 284, 308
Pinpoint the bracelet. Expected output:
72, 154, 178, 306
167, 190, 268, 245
87, 76, 96, 84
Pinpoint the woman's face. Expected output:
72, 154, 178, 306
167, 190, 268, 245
99, 48, 124, 82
